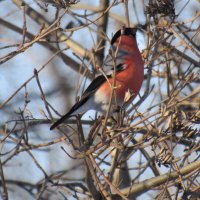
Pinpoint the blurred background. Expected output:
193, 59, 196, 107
0, 0, 199, 199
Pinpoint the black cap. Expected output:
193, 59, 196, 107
111, 27, 137, 45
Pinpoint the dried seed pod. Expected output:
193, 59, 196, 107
146, 0, 175, 17
183, 127, 199, 139
156, 145, 172, 167
189, 111, 200, 124
41, 0, 79, 8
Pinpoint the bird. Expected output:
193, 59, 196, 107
50, 27, 144, 130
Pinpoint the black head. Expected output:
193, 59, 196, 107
111, 27, 137, 45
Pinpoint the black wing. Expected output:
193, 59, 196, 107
82, 75, 107, 97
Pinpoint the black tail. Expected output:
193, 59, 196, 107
50, 96, 89, 130
50, 74, 106, 130
50, 112, 72, 130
